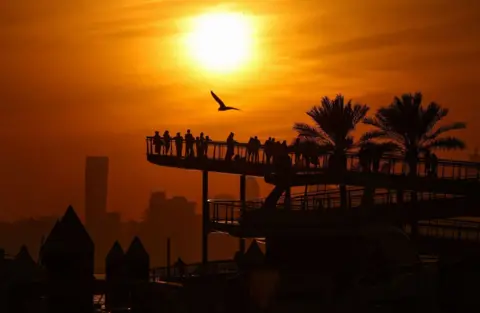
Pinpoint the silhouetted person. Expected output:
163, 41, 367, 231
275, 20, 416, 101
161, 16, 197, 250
247, 137, 254, 162
153, 131, 162, 154
204, 135, 211, 157
174, 132, 183, 157
199, 132, 206, 157
185, 129, 194, 157
225, 132, 235, 161
252, 136, 260, 163
174, 257, 186, 277
301, 141, 316, 168
272, 140, 282, 164
264, 138, 272, 164
430, 152, 438, 177
195, 136, 204, 158
424, 150, 431, 176
358, 147, 371, 172
293, 138, 301, 165
163, 130, 171, 155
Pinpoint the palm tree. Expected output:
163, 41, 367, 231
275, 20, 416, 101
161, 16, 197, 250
362, 92, 466, 234
293, 94, 370, 209
358, 141, 398, 206
362, 93, 465, 175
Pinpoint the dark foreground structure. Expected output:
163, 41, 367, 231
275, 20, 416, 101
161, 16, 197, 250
1, 134, 479, 312
144, 134, 480, 312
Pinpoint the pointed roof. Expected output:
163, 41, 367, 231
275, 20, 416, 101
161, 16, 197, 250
125, 236, 149, 260
106, 241, 124, 263
40, 220, 65, 256
60, 205, 94, 248
15, 245, 35, 264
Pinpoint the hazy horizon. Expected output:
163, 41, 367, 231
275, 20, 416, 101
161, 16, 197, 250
1, 0, 479, 220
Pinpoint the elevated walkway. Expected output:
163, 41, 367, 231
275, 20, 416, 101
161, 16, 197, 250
208, 188, 478, 237
146, 136, 480, 194
149, 220, 480, 281
413, 219, 480, 256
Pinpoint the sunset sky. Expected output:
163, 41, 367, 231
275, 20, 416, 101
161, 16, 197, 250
1, 0, 479, 220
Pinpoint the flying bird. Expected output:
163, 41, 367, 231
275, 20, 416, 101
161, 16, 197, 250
211, 91, 240, 111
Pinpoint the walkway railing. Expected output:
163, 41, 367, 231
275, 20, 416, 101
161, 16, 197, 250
417, 219, 480, 242
150, 259, 237, 281
208, 189, 461, 226
209, 187, 366, 216
150, 220, 480, 281
146, 136, 480, 180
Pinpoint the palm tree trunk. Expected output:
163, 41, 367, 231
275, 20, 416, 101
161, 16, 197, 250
338, 153, 348, 210
408, 160, 419, 239
361, 186, 374, 207
340, 185, 347, 210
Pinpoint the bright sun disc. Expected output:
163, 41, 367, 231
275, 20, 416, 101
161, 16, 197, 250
186, 12, 253, 73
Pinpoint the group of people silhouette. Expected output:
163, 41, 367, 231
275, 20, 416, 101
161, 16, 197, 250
153, 130, 212, 158
152, 131, 292, 165
151, 131, 440, 176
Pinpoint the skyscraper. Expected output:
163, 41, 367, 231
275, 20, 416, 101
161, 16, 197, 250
85, 156, 109, 231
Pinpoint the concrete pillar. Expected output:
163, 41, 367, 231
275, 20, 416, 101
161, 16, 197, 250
284, 186, 291, 209
202, 170, 209, 265
239, 175, 246, 254
166, 237, 171, 279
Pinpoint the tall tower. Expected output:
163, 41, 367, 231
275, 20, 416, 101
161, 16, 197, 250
85, 156, 109, 231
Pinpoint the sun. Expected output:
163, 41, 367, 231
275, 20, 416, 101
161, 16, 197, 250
185, 12, 254, 73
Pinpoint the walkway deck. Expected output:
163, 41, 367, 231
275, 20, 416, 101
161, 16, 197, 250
208, 188, 478, 237
150, 219, 480, 281
146, 136, 480, 194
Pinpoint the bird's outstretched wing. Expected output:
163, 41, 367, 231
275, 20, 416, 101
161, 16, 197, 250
211, 91, 226, 109
226, 107, 240, 111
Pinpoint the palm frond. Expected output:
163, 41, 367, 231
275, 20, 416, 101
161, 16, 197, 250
293, 122, 322, 138
421, 102, 449, 135
293, 122, 333, 145
359, 131, 388, 142
424, 137, 466, 151
293, 94, 369, 154
426, 122, 466, 140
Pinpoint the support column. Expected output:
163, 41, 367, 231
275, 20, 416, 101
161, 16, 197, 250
166, 237, 171, 278
284, 185, 291, 209
202, 170, 209, 266
239, 175, 246, 254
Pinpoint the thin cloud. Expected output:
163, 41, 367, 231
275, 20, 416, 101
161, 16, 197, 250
99, 24, 178, 39
301, 14, 479, 59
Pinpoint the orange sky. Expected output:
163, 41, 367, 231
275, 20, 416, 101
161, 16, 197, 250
1, 0, 479, 221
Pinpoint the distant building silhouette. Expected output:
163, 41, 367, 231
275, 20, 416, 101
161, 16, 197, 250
85, 156, 109, 230
140, 192, 199, 266
85, 156, 110, 273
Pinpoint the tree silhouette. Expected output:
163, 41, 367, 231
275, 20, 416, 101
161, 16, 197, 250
361, 92, 466, 234
358, 141, 398, 206
293, 94, 370, 209
362, 92, 466, 174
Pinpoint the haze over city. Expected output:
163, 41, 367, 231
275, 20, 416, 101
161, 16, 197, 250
1, 0, 479, 221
